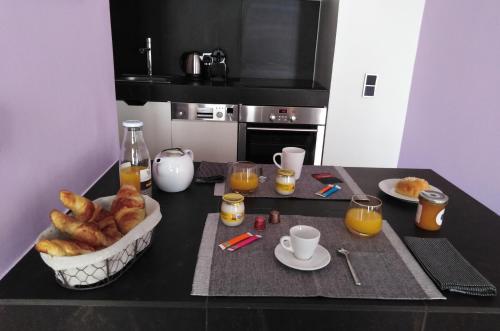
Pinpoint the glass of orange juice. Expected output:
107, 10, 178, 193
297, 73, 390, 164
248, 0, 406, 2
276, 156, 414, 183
228, 161, 259, 194
344, 195, 383, 237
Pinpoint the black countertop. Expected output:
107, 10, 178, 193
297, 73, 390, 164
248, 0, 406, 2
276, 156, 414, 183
1, 164, 499, 330
115, 76, 329, 107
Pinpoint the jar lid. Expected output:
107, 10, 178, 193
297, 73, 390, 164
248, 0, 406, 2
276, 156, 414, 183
419, 190, 449, 204
222, 193, 244, 204
277, 169, 295, 177
122, 120, 143, 128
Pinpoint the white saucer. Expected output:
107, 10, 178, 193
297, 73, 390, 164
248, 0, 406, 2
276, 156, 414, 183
378, 178, 442, 203
274, 244, 331, 271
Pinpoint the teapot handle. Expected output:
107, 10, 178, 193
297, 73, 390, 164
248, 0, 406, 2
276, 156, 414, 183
184, 149, 194, 160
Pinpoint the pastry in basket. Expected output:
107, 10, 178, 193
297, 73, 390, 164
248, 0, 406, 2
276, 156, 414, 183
50, 210, 111, 247
36, 186, 146, 257
111, 185, 146, 234
395, 177, 430, 198
94, 209, 123, 243
114, 207, 146, 234
35, 239, 95, 256
59, 190, 100, 222
111, 184, 145, 214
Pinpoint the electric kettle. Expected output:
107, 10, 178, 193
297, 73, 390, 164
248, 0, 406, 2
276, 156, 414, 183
152, 148, 194, 192
181, 52, 202, 77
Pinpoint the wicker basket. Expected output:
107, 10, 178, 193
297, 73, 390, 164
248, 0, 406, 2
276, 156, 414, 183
36, 195, 162, 290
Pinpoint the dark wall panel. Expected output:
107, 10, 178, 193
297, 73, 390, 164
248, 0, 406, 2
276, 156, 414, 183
110, 0, 319, 80
157, 0, 242, 76
240, 0, 319, 80
110, 0, 242, 77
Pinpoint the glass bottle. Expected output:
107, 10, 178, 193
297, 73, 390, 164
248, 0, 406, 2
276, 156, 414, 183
119, 120, 152, 196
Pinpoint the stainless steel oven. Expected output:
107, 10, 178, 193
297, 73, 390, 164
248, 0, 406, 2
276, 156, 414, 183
237, 105, 327, 165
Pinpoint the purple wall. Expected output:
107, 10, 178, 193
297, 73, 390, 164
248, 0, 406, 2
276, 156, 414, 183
0, 1, 119, 279
400, 0, 500, 215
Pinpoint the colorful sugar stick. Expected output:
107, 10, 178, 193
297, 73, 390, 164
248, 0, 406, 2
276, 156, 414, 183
314, 184, 334, 196
227, 235, 262, 252
219, 232, 253, 250
322, 184, 341, 197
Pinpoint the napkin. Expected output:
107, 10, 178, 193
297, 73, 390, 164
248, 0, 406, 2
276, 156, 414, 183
404, 237, 496, 296
194, 162, 227, 183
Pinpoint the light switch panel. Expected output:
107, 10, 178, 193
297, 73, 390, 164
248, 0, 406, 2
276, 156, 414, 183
364, 85, 375, 97
363, 74, 377, 97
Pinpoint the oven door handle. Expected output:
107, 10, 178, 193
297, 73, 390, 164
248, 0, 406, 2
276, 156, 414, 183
246, 127, 318, 133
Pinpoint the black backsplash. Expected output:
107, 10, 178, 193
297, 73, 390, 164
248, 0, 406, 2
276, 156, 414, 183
110, 0, 319, 80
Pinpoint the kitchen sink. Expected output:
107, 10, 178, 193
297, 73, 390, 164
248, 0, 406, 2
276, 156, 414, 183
118, 75, 173, 83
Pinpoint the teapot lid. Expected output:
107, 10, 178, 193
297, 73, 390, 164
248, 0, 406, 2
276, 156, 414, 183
162, 148, 185, 157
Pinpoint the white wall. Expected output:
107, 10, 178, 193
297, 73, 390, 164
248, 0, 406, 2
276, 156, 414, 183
321, 0, 425, 167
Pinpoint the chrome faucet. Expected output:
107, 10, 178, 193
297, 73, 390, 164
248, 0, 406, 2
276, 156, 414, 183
139, 37, 152, 76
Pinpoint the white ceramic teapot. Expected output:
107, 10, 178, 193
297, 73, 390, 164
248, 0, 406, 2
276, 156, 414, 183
153, 148, 194, 192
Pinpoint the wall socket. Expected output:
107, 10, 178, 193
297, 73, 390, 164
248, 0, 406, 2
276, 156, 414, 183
363, 74, 377, 97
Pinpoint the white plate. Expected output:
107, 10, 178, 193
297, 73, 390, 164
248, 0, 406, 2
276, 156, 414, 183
378, 178, 442, 203
274, 244, 331, 271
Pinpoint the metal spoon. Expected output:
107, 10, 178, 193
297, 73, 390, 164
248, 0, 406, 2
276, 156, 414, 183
337, 248, 362, 286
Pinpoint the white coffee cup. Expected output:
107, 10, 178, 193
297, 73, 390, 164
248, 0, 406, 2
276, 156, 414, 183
273, 147, 306, 180
280, 225, 320, 260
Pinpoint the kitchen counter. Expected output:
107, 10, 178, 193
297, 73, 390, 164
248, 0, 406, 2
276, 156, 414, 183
1, 164, 499, 330
115, 76, 329, 107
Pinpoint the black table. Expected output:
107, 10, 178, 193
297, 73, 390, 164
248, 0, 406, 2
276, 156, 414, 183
1, 165, 499, 331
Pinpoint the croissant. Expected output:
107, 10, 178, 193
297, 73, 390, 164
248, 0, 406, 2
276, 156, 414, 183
114, 207, 146, 234
59, 190, 100, 222
95, 213, 123, 243
111, 185, 145, 214
50, 210, 110, 247
94, 208, 113, 222
35, 239, 95, 256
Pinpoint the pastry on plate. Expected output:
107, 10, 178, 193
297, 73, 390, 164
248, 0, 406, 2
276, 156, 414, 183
395, 177, 430, 198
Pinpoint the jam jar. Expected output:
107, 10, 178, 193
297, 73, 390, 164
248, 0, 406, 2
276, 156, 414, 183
220, 193, 245, 226
275, 169, 296, 195
416, 190, 449, 231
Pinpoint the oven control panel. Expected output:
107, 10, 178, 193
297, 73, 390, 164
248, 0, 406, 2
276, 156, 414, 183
240, 105, 327, 125
269, 109, 298, 122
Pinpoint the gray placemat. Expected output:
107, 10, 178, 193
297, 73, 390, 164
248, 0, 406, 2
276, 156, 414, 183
404, 237, 497, 296
214, 165, 365, 200
192, 213, 445, 300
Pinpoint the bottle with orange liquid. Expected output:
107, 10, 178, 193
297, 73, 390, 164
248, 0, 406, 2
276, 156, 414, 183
119, 120, 152, 196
